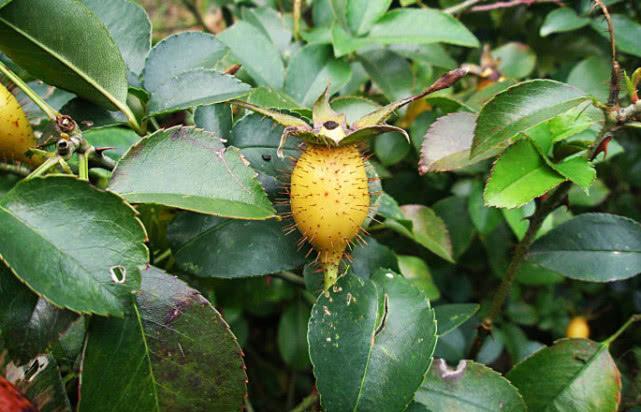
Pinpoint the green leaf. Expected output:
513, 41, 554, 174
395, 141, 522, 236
0, 0, 12, 9
60, 98, 128, 130
397, 255, 440, 301
194, 104, 232, 140
433, 196, 476, 259
484, 140, 565, 208
79, 266, 247, 412
591, 14, 641, 58
374, 131, 411, 166
367, 9, 479, 48
0, 264, 76, 363
168, 212, 304, 278
358, 48, 413, 102
465, 79, 516, 112
434, 304, 479, 336
109, 126, 276, 219
415, 359, 527, 411
346, 0, 392, 36
350, 236, 399, 278
527, 213, 641, 282
568, 179, 610, 207
278, 300, 311, 370
540, 8, 590, 37
0, 0, 129, 110
390, 43, 457, 69
308, 270, 437, 412
507, 339, 621, 412
0, 176, 148, 316
284, 44, 351, 107
567, 56, 611, 102
241, 86, 309, 113
492, 42, 536, 79
84, 127, 140, 161
147, 69, 250, 116
548, 154, 595, 190
396, 205, 454, 262
142, 32, 227, 93
81, 0, 151, 76
331, 96, 380, 125
471, 80, 589, 160
218, 21, 285, 89
419, 112, 483, 173
468, 180, 503, 235
241, 6, 291, 52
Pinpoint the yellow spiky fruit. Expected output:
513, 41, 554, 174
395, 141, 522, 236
566, 316, 590, 339
0, 82, 36, 164
290, 144, 370, 289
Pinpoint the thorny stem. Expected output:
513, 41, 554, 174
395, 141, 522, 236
275, 271, 306, 286
289, 391, 319, 412
0, 60, 59, 120
603, 314, 641, 346
445, 0, 484, 14
593, 0, 620, 107
293, 0, 302, 41
468, 181, 573, 359
445, 0, 560, 14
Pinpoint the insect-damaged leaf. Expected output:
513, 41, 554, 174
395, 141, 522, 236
0, 176, 148, 317
414, 359, 526, 411
79, 266, 247, 412
308, 270, 436, 412
109, 126, 276, 220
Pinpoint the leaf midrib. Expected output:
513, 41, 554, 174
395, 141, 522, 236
0, 15, 126, 111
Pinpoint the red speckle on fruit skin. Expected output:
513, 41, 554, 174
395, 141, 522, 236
0, 376, 37, 412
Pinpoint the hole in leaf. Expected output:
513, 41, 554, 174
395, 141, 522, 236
110, 265, 127, 284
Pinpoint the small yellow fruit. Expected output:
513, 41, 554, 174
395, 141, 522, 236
290, 144, 370, 287
566, 316, 590, 339
0, 82, 36, 164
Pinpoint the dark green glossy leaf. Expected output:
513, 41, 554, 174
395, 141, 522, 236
0, 0, 129, 110
0, 176, 148, 316
358, 48, 413, 102
591, 14, 641, 58
168, 212, 304, 278
484, 140, 565, 208
527, 213, 641, 282
349, 236, 399, 278
79, 266, 247, 412
81, 0, 151, 76
60, 98, 128, 130
278, 300, 311, 370
465, 79, 516, 112
415, 359, 527, 411
109, 126, 276, 219
540, 8, 590, 37
218, 21, 285, 89
507, 339, 621, 412
147, 69, 250, 116
471, 80, 589, 160
285, 44, 351, 107
0, 264, 76, 363
433, 196, 476, 259
142, 32, 227, 93
434, 304, 479, 336
308, 270, 436, 412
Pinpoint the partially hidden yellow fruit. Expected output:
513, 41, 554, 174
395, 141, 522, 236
566, 316, 590, 338
290, 144, 370, 288
0, 82, 36, 164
